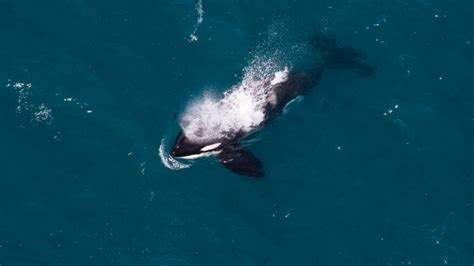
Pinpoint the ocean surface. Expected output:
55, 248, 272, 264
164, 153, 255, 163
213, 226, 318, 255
1, 0, 473, 265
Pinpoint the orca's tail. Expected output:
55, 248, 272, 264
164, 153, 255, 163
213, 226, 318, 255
310, 33, 374, 77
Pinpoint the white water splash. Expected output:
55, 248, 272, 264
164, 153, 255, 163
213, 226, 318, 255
159, 138, 191, 170
62, 96, 92, 114
32, 103, 53, 124
180, 52, 290, 143
9, 82, 33, 114
180, 25, 302, 143
8, 81, 54, 125
188, 0, 204, 42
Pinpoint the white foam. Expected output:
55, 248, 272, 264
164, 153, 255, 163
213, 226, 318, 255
188, 0, 204, 42
33, 104, 53, 124
270, 67, 289, 85
12, 82, 32, 114
8, 81, 54, 125
159, 138, 191, 170
180, 56, 289, 143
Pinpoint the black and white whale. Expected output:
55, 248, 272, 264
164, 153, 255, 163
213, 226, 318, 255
170, 34, 374, 177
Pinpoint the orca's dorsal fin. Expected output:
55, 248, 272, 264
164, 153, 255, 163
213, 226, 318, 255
218, 144, 264, 177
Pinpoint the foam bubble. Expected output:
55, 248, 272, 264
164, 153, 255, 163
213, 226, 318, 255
12, 82, 33, 114
8, 81, 54, 125
32, 104, 53, 124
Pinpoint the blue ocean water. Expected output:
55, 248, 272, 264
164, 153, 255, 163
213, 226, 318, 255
1, 0, 473, 265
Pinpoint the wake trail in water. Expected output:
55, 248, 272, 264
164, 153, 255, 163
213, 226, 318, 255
159, 138, 191, 170
188, 0, 204, 42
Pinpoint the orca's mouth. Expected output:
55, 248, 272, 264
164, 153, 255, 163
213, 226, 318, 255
170, 132, 200, 158
170, 149, 178, 157
170, 143, 201, 158
170, 148, 192, 158
171, 131, 224, 159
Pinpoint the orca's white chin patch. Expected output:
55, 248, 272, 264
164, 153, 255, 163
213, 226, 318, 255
177, 150, 221, 160
200, 142, 222, 152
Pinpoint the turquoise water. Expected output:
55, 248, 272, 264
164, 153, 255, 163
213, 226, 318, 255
1, 0, 473, 265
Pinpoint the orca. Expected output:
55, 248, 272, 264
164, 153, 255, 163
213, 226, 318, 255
170, 33, 374, 177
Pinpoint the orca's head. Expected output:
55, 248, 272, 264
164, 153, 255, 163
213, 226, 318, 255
170, 132, 222, 159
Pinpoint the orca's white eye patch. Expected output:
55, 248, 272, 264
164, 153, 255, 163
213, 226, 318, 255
200, 143, 221, 151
